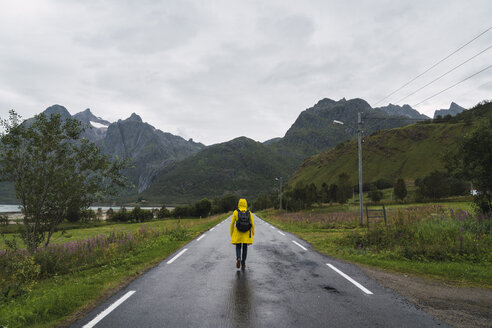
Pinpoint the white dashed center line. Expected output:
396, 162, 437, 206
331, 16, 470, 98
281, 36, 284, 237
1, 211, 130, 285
292, 240, 307, 251
327, 263, 373, 295
167, 248, 188, 264
83, 290, 136, 328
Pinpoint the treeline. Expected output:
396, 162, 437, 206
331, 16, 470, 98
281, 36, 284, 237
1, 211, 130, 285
106, 194, 241, 223
255, 170, 470, 212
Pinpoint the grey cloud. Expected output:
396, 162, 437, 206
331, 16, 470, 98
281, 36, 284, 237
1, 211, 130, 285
1, 0, 492, 144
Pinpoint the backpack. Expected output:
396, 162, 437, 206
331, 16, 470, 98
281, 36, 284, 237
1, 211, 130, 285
236, 209, 252, 232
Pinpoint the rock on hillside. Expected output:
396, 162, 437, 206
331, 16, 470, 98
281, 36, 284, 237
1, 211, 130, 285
433, 102, 466, 118
376, 103, 429, 120
100, 113, 205, 192
73, 108, 111, 141
272, 98, 419, 159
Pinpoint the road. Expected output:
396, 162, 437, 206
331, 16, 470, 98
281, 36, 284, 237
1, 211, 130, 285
72, 215, 448, 328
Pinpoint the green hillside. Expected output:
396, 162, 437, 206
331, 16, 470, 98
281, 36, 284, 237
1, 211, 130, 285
288, 101, 492, 189
140, 137, 293, 203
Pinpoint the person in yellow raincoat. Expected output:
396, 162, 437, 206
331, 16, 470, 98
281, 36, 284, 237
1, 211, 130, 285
230, 198, 255, 270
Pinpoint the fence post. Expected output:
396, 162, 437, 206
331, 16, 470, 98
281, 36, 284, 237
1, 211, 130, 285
382, 204, 387, 227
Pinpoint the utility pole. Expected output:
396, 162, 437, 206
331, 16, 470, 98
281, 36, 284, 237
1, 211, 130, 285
357, 112, 363, 226
333, 115, 364, 226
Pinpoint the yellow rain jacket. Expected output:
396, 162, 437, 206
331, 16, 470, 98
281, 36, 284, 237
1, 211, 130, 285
230, 198, 255, 244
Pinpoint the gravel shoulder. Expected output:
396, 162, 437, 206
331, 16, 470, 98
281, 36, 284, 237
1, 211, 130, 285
359, 265, 492, 328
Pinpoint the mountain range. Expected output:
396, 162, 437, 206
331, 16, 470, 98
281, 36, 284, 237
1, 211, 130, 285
139, 97, 435, 203
0, 99, 469, 204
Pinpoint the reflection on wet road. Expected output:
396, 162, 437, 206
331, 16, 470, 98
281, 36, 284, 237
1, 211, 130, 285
72, 215, 448, 328
230, 270, 253, 327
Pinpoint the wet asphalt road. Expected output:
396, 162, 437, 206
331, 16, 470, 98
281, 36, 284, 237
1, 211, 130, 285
72, 215, 448, 328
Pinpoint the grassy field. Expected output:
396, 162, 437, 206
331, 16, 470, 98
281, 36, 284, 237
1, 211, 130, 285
0, 214, 228, 328
257, 201, 491, 287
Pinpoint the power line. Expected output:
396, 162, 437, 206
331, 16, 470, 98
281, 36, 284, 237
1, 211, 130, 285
395, 44, 492, 104
412, 65, 492, 107
373, 26, 492, 106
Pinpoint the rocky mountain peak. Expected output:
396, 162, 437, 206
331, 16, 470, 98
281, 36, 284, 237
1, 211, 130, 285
376, 103, 429, 120
127, 113, 143, 122
73, 108, 111, 126
43, 104, 71, 119
433, 102, 466, 118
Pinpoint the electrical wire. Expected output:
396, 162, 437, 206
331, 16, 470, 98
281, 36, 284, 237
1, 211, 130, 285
395, 45, 492, 104
373, 26, 492, 106
412, 65, 492, 107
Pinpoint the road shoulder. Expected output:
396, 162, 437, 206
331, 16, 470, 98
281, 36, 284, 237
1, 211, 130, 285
359, 265, 492, 328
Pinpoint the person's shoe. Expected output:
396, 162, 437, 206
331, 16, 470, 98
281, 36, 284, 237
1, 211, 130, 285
241, 262, 246, 270
236, 258, 241, 269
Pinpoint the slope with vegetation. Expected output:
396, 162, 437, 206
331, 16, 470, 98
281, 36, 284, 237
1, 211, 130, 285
288, 101, 492, 191
140, 137, 293, 203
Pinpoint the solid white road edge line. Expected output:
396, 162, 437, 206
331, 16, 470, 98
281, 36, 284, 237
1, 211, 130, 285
197, 235, 205, 241
277, 231, 286, 236
167, 248, 188, 264
83, 290, 136, 328
326, 263, 373, 295
292, 240, 307, 251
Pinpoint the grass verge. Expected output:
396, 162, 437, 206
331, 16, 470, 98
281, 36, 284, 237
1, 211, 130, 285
0, 215, 227, 328
256, 206, 491, 288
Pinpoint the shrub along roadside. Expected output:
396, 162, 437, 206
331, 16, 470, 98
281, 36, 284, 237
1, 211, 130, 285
0, 215, 227, 328
256, 206, 492, 287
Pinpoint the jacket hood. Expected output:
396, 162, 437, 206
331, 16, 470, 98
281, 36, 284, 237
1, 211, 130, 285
238, 198, 248, 211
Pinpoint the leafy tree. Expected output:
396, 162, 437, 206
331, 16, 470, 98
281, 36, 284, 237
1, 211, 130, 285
376, 178, 393, 190
394, 178, 407, 201
321, 182, 330, 203
447, 118, 492, 213
172, 205, 193, 218
195, 198, 212, 217
0, 111, 129, 253
417, 171, 450, 200
368, 184, 383, 203
219, 194, 239, 212
253, 193, 272, 211
157, 205, 171, 218
336, 173, 351, 204
306, 183, 318, 207
328, 184, 338, 203
129, 206, 153, 222
106, 208, 114, 220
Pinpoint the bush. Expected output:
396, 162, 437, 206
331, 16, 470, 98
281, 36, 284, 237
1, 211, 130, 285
0, 250, 40, 301
129, 206, 153, 223
0, 214, 8, 226
157, 206, 171, 219
253, 193, 275, 211
394, 178, 407, 201
337, 209, 492, 262
195, 199, 211, 218
375, 178, 393, 190
368, 185, 383, 203
109, 207, 128, 222
417, 171, 467, 200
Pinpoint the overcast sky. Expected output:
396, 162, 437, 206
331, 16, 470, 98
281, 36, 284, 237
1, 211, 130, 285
1, 1, 491, 145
